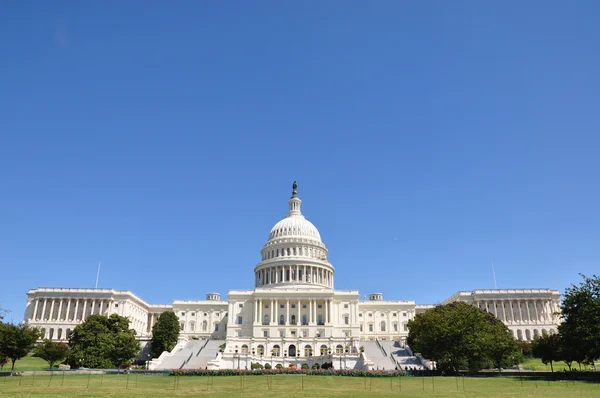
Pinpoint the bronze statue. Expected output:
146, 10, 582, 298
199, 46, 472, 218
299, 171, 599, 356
292, 181, 298, 197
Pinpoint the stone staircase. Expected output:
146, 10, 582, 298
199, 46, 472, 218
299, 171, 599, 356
182, 339, 225, 369
383, 341, 424, 370
360, 340, 396, 370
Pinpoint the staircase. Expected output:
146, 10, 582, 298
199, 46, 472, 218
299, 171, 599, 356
182, 339, 225, 369
384, 341, 424, 370
153, 340, 204, 370
360, 340, 396, 370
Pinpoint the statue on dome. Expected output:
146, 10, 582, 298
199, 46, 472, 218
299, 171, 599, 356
292, 180, 298, 197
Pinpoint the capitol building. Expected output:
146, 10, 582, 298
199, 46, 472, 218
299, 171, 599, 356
23, 183, 561, 370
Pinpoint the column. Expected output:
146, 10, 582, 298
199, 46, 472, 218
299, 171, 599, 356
258, 299, 262, 324
309, 299, 313, 325
270, 299, 274, 325
286, 300, 289, 325
525, 301, 531, 323
314, 300, 318, 323
544, 300, 551, 323
484, 301, 489, 313
82, 300, 88, 320
533, 300, 540, 324
501, 300, 507, 322
57, 299, 64, 320
33, 299, 40, 320
65, 300, 72, 321
254, 299, 258, 324
99, 300, 104, 316
325, 299, 329, 324
303, 266, 306, 282
275, 267, 279, 283
74, 300, 80, 321
509, 301, 515, 322
49, 299, 56, 320
298, 299, 301, 324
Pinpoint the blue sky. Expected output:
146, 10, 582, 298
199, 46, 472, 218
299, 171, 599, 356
1, 1, 599, 322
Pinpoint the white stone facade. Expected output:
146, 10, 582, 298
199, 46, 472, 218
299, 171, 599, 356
23, 183, 561, 368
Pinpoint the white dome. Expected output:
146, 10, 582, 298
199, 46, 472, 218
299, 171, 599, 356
268, 215, 321, 241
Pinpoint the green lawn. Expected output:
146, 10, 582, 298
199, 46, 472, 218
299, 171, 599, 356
0, 374, 598, 397
2, 356, 49, 372
520, 357, 592, 372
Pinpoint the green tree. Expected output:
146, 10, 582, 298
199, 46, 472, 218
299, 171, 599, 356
558, 274, 600, 365
0, 323, 44, 375
407, 301, 519, 372
33, 339, 69, 369
67, 314, 140, 368
531, 331, 560, 372
150, 311, 180, 358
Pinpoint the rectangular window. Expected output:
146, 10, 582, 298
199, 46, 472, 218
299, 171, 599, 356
215, 324, 219, 332
392, 313, 397, 317
368, 313, 372, 317
318, 304, 322, 309
343, 330, 350, 337
359, 313, 362, 317
191, 313, 195, 316
303, 304, 307, 308
180, 323, 185, 331
279, 330, 285, 337
280, 304, 284, 309
302, 330, 308, 337
291, 304, 296, 309
238, 304, 243, 308
369, 324, 373, 332
237, 317, 243, 325
403, 312, 407, 317
344, 304, 349, 309
344, 316, 349, 325
263, 330, 269, 338
291, 330, 296, 337
181, 312, 185, 316
114, 303, 119, 308
404, 324, 408, 331
265, 305, 269, 308
394, 324, 398, 331
236, 330, 242, 337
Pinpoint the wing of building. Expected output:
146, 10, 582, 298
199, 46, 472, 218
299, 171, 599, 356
23, 183, 561, 370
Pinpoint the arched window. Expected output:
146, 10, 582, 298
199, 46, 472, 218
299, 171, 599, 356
304, 345, 312, 357
257, 345, 265, 355
291, 315, 296, 325
380, 321, 386, 332
525, 329, 531, 341
180, 322, 185, 332
517, 329, 523, 340
272, 345, 280, 356
317, 315, 323, 325
66, 328, 71, 339
214, 322, 219, 332
57, 329, 62, 340
533, 329, 539, 338
360, 323, 363, 332
202, 320, 207, 331
241, 345, 249, 354
302, 315, 308, 325
263, 315, 269, 325
287, 248, 291, 256
48, 328, 54, 340
336, 345, 343, 354
320, 345, 328, 355
279, 315, 285, 325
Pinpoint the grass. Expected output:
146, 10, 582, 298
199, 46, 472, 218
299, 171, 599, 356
520, 357, 593, 372
2, 356, 49, 372
0, 374, 598, 397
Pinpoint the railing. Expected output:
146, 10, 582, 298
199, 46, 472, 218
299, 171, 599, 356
197, 338, 210, 356
375, 339, 387, 357
180, 351, 194, 369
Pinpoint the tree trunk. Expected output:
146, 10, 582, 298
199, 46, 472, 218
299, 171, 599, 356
550, 361, 554, 373
10, 359, 16, 376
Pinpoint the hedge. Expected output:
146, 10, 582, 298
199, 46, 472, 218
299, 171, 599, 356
170, 369, 406, 377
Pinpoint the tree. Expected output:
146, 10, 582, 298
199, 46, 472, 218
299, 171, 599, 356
0, 304, 8, 320
67, 314, 140, 368
150, 311, 180, 358
0, 323, 44, 375
558, 274, 600, 365
33, 339, 69, 369
407, 301, 519, 372
531, 331, 560, 372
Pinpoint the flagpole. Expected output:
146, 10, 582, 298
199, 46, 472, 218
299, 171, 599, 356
492, 261, 497, 289
95, 262, 101, 289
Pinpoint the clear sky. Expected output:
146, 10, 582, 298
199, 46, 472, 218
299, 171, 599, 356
1, 1, 599, 322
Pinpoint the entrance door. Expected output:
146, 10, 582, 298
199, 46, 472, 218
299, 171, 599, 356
288, 345, 296, 357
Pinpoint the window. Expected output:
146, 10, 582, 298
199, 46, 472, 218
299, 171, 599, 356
344, 304, 349, 309
360, 323, 363, 332
291, 304, 296, 309
359, 313, 362, 317
279, 330, 285, 337
238, 304, 243, 308
336, 345, 343, 354
291, 330, 296, 337
380, 321, 386, 332
216, 313, 220, 316
369, 324, 373, 332
392, 313, 397, 317
302, 315, 308, 325
280, 304, 284, 309
318, 304, 322, 308
393, 323, 398, 332
180, 322, 185, 331
263, 315, 269, 325
279, 315, 285, 325
303, 304, 307, 309
404, 324, 408, 331
290, 315, 296, 325
381, 313, 385, 317
402, 312, 407, 317
237, 316, 243, 325
214, 323, 219, 332
191, 313, 195, 316
257, 345, 265, 355
203, 313, 207, 316
265, 304, 269, 308
343, 315, 349, 325
343, 330, 350, 337
114, 303, 119, 308
236, 330, 242, 337
202, 320, 207, 331
263, 330, 269, 338
368, 313, 372, 317
181, 312, 186, 316
302, 330, 308, 337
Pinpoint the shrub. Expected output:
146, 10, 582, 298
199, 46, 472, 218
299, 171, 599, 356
264, 363, 272, 369
301, 364, 309, 370
312, 363, 320, 370
250, 362, 263, 369
275, 364, 283, 369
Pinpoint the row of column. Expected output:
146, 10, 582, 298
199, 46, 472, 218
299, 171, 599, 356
255, 265, 333, 287
476, 299, 558, 324
253, 298, 332, 326
30, 298, 113, 322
